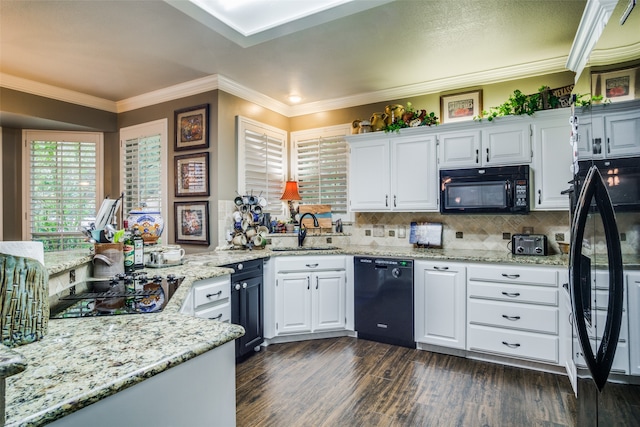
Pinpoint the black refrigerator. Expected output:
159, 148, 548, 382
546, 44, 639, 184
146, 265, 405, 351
569, 99, 640, 425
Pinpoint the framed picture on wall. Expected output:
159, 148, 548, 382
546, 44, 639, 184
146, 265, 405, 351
175, 201, 209, 245
174, 104, 209, 151
440, 90, 482, 124
175, 152, 209, 197
592, 68, 636, 103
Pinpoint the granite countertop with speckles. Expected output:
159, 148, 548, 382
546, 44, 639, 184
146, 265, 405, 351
3, 244, 638, 426
3, 259, 243, 427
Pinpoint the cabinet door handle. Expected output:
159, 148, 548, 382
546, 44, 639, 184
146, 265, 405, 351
209, 313, 223, 321
385, 194, 388, 207
486, 148, 489, 162
607, 137, 610, 154
393, 195, 397, 207
316, 276, 319, 289
502, 314, 521, 321
305, 263, 319, 268
538, 189, 541, 204
206, 290, 222, 298
475, 149, 479, 163
501, 291, 521, 298
502, 341, 521, 349
242, 282, 247, 289
234, 284, 241, 291
307, 276, 310, 290
501, 273, 520, 279
433, 266, 449, 270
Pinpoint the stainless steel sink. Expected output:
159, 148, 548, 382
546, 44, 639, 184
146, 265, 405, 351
270, 246, 340, 252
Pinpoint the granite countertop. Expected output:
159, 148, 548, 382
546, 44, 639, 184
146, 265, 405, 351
4, 261, 243, 427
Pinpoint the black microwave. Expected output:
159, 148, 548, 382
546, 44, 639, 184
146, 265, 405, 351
440, 165, 530, 214
575, 157, 640, 212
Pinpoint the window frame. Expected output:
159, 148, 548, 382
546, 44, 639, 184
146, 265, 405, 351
119, 119, 169, 240
291, 123, 352, 222
21, 130, 104, 246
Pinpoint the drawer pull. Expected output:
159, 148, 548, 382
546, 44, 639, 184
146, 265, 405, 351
206, 290, 223, 298
502, 315, 521, 321
502, 341, 521, 349
209, 313, 223, 321
501, 291, 521, 298
306, 264, 319, 268
433, 266, 449, 271
501, 273, 520, 279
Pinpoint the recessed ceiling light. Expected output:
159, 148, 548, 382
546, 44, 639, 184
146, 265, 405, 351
289, 95, 302, 104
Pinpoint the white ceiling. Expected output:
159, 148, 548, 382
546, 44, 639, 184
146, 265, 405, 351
0, 0, 590, 117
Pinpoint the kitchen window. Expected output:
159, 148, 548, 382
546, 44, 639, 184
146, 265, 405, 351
291, 124, 350, 219
120, 119, 168, 230
22, 130, 104, 251
237, 116, 287, 216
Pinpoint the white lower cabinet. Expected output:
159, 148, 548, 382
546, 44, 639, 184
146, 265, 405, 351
466, 264, 561, 365
274, 256, 347, 336
414, 261, 466, 349
180, 275, 231, 323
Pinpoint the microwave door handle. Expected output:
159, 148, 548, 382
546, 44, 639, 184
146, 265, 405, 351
506, 181, 512, 207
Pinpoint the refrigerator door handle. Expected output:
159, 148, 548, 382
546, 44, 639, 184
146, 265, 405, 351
569, 165, 624, 392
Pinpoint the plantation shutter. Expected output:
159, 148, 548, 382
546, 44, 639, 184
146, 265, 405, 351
292, 125, 350, 214
25, 131, 102, 251
123, 134, 163, 213
237, 117, 287, 216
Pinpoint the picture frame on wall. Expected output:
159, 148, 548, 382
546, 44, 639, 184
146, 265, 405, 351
592, 68, 637, 103
174, 104, 209, 151
175, 152, 209, 197
440, 90, 482, 124
175, 201, 210, 245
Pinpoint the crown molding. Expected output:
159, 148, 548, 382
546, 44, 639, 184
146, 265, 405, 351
4, 56, 572, 119
566, 0, 618, 80
0, 73, 117, 112
589, 40, 640, 66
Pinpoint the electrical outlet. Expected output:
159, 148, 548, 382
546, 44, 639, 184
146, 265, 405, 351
502, 232, 511, 240
69, 269, 76, 284
365, 229, 371, 236
69, 285, 76, 296
456, 231, 463, 239
555, 233, 565, 241
389, 230, 395, 237
326, 237, 332, 243
266, 238, 272, 245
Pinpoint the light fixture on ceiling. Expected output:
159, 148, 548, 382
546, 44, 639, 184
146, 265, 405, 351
288, 95, 302, 103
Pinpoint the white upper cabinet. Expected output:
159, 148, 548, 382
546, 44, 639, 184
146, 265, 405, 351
577, 100, 640, 159
438, 121, 531, 169
348, 131, 437, 212
531, 109, 574, 210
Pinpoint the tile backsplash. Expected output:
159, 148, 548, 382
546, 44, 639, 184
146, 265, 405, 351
218, 200, 639, 255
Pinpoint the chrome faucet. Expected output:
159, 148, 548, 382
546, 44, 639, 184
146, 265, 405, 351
297, 213, 319, 247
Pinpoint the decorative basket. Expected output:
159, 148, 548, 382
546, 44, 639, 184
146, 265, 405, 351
0, 254, 49, 347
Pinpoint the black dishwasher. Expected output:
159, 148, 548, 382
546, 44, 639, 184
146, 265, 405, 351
354, 257, 415, 348
224, 259, 264, 360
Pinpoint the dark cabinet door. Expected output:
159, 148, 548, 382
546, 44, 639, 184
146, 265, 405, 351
239, 276, 263, 356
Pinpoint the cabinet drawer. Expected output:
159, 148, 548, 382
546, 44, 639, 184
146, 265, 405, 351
195, 302, 231, 323
467, 265, 557, 286
276, 256, 346, 272
575, 338, 629, 374
468, 324, 559, 364
468, 299, 558, 334
193, 278, 231, 309
468, 281, 558, 306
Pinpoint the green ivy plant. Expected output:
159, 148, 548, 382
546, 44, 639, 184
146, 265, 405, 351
474, 86, 560, 122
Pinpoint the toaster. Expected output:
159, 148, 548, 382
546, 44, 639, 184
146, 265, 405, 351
511, 234, 547, 256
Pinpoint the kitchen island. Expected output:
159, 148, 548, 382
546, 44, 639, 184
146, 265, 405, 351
3, 255, 243, 427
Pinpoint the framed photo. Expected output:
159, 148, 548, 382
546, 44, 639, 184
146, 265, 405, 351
175, 201, 209, 245
175, 104, 209, 151
175, 152, 209, 197
592, 68, 636, 103
440, 90, 482, 124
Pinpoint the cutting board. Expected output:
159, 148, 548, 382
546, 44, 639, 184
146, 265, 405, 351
299, 205, 332, 229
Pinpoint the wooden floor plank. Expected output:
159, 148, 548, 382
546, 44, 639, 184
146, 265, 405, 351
236, 337, 577, 427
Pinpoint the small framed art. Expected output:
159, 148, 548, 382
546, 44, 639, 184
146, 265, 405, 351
440, 90, 482, 124
592, 68, 636, 103
175, 104, 209, 151
175, 152, 209, 197
175, 201, 209, 245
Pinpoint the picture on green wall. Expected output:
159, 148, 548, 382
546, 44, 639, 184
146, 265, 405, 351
175, 104, 209, 150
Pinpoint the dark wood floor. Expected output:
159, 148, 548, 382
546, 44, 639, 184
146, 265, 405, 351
236, 337, 577, 427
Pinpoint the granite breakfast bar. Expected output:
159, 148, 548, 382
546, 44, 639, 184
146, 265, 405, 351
3, 256, 243, 427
